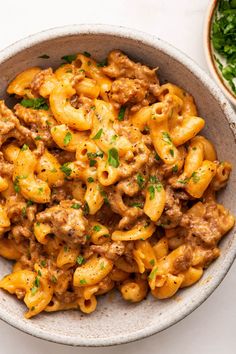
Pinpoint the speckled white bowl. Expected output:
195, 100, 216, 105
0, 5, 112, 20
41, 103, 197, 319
0, 24, 235, 347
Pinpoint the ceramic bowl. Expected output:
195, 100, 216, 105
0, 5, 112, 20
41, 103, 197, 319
0, 24, 235, 347
204, 0, 236, 106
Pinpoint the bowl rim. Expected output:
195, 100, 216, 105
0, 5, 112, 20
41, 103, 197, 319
203, 0, 236, 106
0, 23, 236, 347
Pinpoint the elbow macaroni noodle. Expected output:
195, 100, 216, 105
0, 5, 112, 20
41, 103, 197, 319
0, 50, 234, 318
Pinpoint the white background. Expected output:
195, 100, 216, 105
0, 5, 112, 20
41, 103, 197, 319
1, 0, 236, 353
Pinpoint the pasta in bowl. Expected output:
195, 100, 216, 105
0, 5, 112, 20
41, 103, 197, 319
0, 48, 234, 320
0, 25, 235, 346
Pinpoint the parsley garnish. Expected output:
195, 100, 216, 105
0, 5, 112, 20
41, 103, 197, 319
155, 153, 160, 161
118, 106, 126, 121
83, 51, 91, 57
13, 177, 20, 193
35, 135, 42, 141
97, 59, 107, 67
77, 255, 84, 265
80, 279, 87, 285
148, 185, 155, 200
92, 128, 103, 140
71, 203, 81, 209
89, 159, 97, 167
162, 132, 172, 145
169, 149, 174, 157
100, 261, 105, 270
21, 144, 29, 151
60, 163, 72, 177
20, 97, 49, 110
63, 132, 72, 146
83, 201, 90, 216
40, 260, 46, 267
93, 225, 102, 232
22, 207, 26, 218
61, 54, 76, 63
108, 148, 119, 168
191, 172, 200, 183
130, 202, 143, 208
51, 275, 57, 283
137, 173, 145, 189
172, 165, 178, 173
87, 177, 94, 183
149, 259, 155, 266
148, 267, 159, 280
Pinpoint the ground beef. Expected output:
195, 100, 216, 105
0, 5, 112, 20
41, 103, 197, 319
36, 199, 88, 245
157, 186, 183, 228
90, 241, 125, 261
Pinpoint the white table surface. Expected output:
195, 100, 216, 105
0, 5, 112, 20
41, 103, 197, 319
1, 0, 236, 353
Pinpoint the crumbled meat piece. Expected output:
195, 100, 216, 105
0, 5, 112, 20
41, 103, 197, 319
0, 101, 33, 147
0, 152, 14, 177
30, 68, 57, 97
157, 186, 183, 228
90, 241, 125, 261
12, 225, 33, 239
110, 78, 148, 106
103, 50, 159, 84
173, 245, 193, 273
36, 200, 88, 245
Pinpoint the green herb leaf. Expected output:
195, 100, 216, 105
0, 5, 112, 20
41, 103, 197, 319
100, 261, 105, 270
92, 128, 103, 140
89, 159, 97, 167
41, 260, 46, 267
22, 207, 26, 217
71, 203, 81, 209
60, 163, 72, 177
35, 135, 42, 141
26, 200, 33, 207
97, 59, 107, 67
118, 106, 126, 121
162, 131, 172, 144
130, 202, 143, 208
191, 171, 200, 183
51, 275, 57, 283
169, 149, 174, 157
21, 144, 29, 151
93, 225, 102, 232
87, 177, 94, 183
148, 267, 159, 280
76, 255, 84, 265
80, 279, 87, 285
137, 173, 145, 189
13, 177, 20, 193
148, 185, 155, 200
20, 97, 49, 110
63, 132, 72, 146
83, 51, 91, 57
108, 148, 119, 167
154, 152, 160, 161
172, 165, 178, 173
61, 54, 76, 63
149, 259, 155, 266
83, 201, 90, 216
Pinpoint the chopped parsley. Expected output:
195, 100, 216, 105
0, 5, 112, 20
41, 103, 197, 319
118, 106, 126, 121
172, 165, 178, 173
60, 163, 72, 177
149, 175, 158, 183
87, 151, 103, 159
63, 131, 72, 146
76, 255, 84, 265
61, 54, 76, 63
21, 144, 29, 151
130, 202, 143, 208
178, 177, 190, 185
191, 171, 200, 183
26, 200, 33, 207
31, 275, 40, 295
148, 267, 159, 280
92, 128, 103, 140
89, 159, 97, 167
148, 185, 155, 200
155, 153, 160, 161
22, 207, 26, 218
83, 51, 91, 57
80, 279, 87, 285
100, 261, 105, 270
93, 225, 102, 232
162, 131, 172, 145
38, 187, 43, 194
99, 187, 109, 205
83, 201, 90, 216
111, 134, 118, 143
51, 275, 57, 283
97, 58, 107, 67
13, 177, 20, 193
71, 203, 81, 209
137, 173, 145, 189
87, 177, 94, 183
169, 149, 174, 157
35, 135, 42, 141
20, 97, 49, 110
149, 259, 155, 266
108, 148, 119, 168
40, 260, 46, 267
